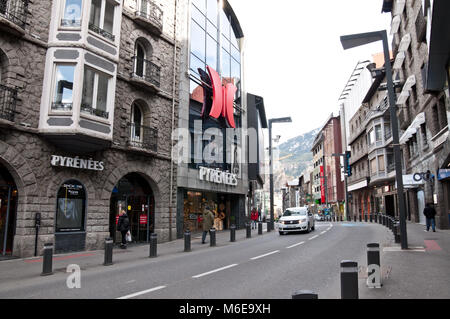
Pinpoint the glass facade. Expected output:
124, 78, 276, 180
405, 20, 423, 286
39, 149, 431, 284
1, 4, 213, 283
56, 180, 86, 232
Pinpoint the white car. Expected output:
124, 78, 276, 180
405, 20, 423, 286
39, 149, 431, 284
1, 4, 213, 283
277, 207, 315, 235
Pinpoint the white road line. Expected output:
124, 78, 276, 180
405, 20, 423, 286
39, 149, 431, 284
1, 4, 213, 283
320, 231, 327, 235
286, 241, 305, 249
250, 250, 280, 260
308, 235, 319, 240
117, 286, 166, 299
192, 264, 239, 278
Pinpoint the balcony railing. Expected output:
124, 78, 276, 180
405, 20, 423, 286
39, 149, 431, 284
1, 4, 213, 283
0, 0, 28, 29
88, 22, 115, 42
135, 0, 163, 32
51, 102, 73, 111
131, 56, 161, 88
127, 122, 158, 152
81, 103, 109, 119
0, 83, 17, 122
61, 19, 81, 27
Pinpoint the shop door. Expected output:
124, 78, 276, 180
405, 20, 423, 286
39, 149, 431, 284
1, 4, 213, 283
385, 195, 395, 217
417, 191, 425, 225
0, 186, 17, 257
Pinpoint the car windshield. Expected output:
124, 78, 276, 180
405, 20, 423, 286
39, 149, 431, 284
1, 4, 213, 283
283, 209, 307, 217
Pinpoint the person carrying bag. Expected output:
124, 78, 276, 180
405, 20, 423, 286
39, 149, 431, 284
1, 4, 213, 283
117, 209, 130, 249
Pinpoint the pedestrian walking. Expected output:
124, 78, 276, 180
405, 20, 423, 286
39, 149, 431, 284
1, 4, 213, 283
117, 209, 130, 249
423, 203, 437, 232
251, 207, 259, 229
202, 204, 215, 244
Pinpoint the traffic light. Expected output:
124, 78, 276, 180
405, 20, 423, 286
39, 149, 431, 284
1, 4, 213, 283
345, 151, 352, 177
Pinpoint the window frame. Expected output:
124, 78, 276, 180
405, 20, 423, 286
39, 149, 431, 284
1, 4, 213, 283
81, 65, 111, 119
60, 0, 83, 29
55, 180, 87, 233
88, 0, 117, 42
50, 63, 77, 112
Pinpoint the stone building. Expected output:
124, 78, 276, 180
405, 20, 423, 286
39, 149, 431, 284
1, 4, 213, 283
0, 0, 179, 258
382, 0, 449, 228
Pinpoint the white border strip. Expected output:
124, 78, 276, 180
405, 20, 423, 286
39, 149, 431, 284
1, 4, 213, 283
309, 235, 319, 240
287, 241, 305, 249
192, 264, 239, 278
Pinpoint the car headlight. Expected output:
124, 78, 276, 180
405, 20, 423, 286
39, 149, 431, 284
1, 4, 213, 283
300, 218, 306, 223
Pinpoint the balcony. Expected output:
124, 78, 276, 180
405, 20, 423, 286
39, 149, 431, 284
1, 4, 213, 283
0, 0, 28, 36
81, 103, 109, 119
130, 56, 161, 93
127, 122, 158, 152
133, 0, 163, 35
0, 83, 17, 123
89, 23, 115, 42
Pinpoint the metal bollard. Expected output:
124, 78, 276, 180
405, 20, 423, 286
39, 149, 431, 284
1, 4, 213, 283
364, 214, 368, 222
394, 221, 401, 243
359, 214, 362, 222
149, 233, 157, 258
340, 260, 359, 299
41, 243, 54, 276
292, 290, 318, 299
382, 215, 386, 226
230, 224, 236, 242
340, 215, 343, 222
267, 221, 271, 233
389, 217, 393, 230
374, 214, 378, 223
246, 223, 251, 238
258, 221, 263, 235
210, 228, 216, 247
184, 230, 191, 252
370, 214, 373, 223
367, 243, 382, 288
103, 237, 113, 266
354, 215, 356, 222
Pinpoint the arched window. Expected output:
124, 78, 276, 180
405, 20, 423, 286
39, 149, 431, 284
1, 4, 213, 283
133, 39, 152, 79
130, 103, 143, 144
135, 42, 146, 77
56, 180, 86, 232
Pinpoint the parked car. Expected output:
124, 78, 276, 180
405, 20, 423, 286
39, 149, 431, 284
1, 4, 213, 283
277, 207, 315, 235
314, 213, 325, 221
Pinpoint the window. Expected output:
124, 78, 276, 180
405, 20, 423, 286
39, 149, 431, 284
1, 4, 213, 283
378, 155, 385, 171
56, 180, 86, 232
81, 66, 110, 119
421, 123, 428, 148
370, 158, 377, 175
61, 0, 82, 27
375, 125, 382, 142
52, 64, 75, 111
89, 0, 116, 41
368, 128, 375, 145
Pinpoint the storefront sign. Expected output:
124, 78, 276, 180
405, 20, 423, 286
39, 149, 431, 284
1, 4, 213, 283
51, 155, 104, 171
199, 166, 238, 186
320, 166, 325, 203
437, 169, 450, 181
139, 215, 148, 225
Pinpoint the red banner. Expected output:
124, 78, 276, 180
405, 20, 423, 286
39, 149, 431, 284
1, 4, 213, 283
140, 214, 148, 225
116, 215, 119, 225
320, 166, 325, 203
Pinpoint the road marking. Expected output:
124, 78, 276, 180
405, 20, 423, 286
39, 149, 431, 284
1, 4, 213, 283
308, 235, 319, 240
117, 286, 166, 299
250, 250, 280, 260
286, 242, 305, 249
320, 231, 327, 235
126, 280, 136, 284
192, 264, 239, 278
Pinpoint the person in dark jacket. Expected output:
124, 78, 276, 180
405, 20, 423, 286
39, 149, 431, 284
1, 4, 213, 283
201, 204, 215, 244
117, 210, 130, 248
423, 203, 437, 232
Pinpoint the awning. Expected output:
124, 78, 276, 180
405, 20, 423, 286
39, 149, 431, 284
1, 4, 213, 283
390, 15, 401, 35
438, 169, 450, 181
399, 112, 425, 144
396, 74, 416, 105
348, 179, 368, 192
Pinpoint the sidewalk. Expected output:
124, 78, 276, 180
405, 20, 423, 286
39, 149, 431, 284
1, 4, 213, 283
359, 221, 450, 299
0, 224, 268, 286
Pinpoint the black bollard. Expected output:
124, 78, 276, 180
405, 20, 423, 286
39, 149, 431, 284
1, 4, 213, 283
258, 221, 263, 235
210, 228, 216, 247
367, 243, 381, 288
374, 214, 378, 223
246, 223, 251, 238
184, 230, 191, 252
41, 243, 54, 276
292, 290, 318, 299
394, 221, 400, 243
267, 221, 272, 233
370, 214, 373, 223
230, 224, 236, 242
149, 233, 157, 258
103, 237, 113, 266
354, 215, 356, 222
359, 214, 362, 222
382, 215, 386, 226
364, 214, 368, 222
340, 260, 359, 299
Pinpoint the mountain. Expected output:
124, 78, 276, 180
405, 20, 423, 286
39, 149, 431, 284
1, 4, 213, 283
275, 127, 320, 186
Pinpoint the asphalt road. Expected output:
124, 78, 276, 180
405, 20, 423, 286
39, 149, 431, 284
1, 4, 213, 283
0, 222, 390, 299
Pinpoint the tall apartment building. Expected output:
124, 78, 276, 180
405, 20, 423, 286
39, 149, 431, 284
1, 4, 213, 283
0, 0, 179, 258
382, 0, 449, 228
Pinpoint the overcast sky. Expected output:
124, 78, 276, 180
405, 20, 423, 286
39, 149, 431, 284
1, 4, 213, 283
228, 0, 392, 144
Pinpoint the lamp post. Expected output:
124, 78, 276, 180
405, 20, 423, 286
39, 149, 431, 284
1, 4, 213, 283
340, 30, 408, 249
269, 117, 292, 231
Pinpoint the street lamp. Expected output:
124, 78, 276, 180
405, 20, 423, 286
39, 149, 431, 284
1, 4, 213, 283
340, 30, 408, 249
269, 117, 292, 231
